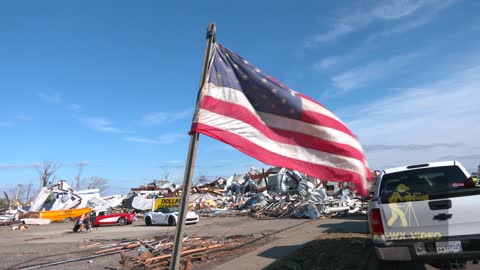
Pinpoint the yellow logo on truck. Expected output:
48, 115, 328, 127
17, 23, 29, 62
387, 183, 428, 227
382, 183, 441, 241
154, 197, 181, 210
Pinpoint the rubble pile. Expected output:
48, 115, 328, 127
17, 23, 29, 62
187, 167, 370, 219
1, 165, 371, 225
118, 235, 254, 270
1, 180, 129, 225
0, 209, 22, 225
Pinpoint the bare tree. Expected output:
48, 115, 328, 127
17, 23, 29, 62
196, 174, 209, 185
37, 161, 59, 187
2, 191, 10, 208
25, 180, 33, 205
162, 169, 170, 181
75, 161, 88, 190
6, 185, 23, 208
86, 176, 109, 194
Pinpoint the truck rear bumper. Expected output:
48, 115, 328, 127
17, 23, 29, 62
375, 236, 480, 262
376, 246, 412, 261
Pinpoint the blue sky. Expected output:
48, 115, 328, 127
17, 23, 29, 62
1, 0, 479, 196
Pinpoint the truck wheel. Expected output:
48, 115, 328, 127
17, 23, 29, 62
145, 217, 152, 226
118, 217, 127, 226
168, 216, 176, 226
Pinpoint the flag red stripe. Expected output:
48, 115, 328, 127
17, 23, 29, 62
296, 92, 356, 138
191, 122, 368, 196
300, 110, 354, 138
199, 95, 365, 161
201, 83, 355, 140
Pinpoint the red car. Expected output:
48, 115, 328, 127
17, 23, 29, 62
91, 209, 137, 227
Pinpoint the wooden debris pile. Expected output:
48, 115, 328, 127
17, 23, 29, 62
118, 234, 254, 270
250, 200, 294, 218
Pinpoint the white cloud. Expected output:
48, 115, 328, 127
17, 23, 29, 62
157, 133, 186, 144
68, 104, 81, 111
82, 117, 123, 133
37, 92, 63, 104
341, 65, 480, 172
371, 0, 428, 20
139, 109, 192, 127
0, 163, 43, 169
306, 22, 355, 46
364, 143, 463, 152
0, 115, 33, 128
125, 137, 160, 144
0, 161, 90, 170
305, 0, 444, 46
367, 0, 457, 42
166, 160, 183, 164
331, 53, 416, 92
15, 115, 32, 121
313, 57, 339, 71
312, 44, 369, 72
312, 0, 459, 73
0, 121, 15, 127
38, 93, 82, 112
125, 133, 186, 145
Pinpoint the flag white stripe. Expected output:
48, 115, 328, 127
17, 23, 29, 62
202, 82, 364, 152
258, 112, 363, 151
195, 108, 366, 175
301, 97, 344, 124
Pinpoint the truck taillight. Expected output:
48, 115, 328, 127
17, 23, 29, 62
370, 208, 384, 235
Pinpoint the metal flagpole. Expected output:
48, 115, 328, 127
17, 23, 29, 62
169, 22, 216, 270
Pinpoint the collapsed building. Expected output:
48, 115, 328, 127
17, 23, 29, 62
186, 166, 370, 219
2, 166, 371, 225
27, 180, 126, 213
119, 180, 180, 211
121, 167, 371, 219
1, 180, 127, 224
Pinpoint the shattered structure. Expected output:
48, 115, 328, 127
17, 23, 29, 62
1, 180, 127, 225
120, 181, 180, 211
26, 180, 126, 213
2, 166, 371, 226
187, 166, 370, 219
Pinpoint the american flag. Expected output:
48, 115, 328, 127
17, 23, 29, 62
191, 43, 372, 196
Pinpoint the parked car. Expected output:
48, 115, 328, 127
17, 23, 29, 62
368, 160, 480, 269
91, 209, 137, 227
144, 207, 199, 226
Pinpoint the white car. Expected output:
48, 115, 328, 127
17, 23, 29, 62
144, 207, 199, 226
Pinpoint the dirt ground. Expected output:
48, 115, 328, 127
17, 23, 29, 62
264, 217, 480, 270
0, 216, 314, 270
2, 216, 478, 270
265, 232, 371, 270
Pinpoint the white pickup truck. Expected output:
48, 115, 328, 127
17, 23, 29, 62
369, 161, 480, 269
